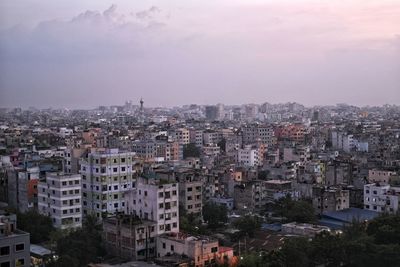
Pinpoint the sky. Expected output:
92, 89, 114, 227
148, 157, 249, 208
0, 0, 399, 108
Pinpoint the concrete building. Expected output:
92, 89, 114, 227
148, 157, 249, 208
80, 149, 137, 219
179, 180, 202, 217
7, 167, 39, 212
38, 172, 82, 229
0, 212, 30, 267
209, 197, 234, 210
125, 178, 179, 235
364, 183, 400, 213
103, 214, 157, 261
242, 125, 274, 146
312, 186, 350, 214
156, 232, 234, 267
237, 146, 262, 167
368, 169, 397, 184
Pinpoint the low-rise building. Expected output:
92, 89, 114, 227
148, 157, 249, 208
282, 222, 330, 237
156, 232, 234, 267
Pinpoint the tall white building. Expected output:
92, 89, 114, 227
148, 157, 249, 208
125, 178, 179, 235
38, 173, 82, 229
80, 149, 137, 219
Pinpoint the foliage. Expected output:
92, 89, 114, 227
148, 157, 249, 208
16, 210, 55, 243
238, 214, 400, 267
179, 208, 207, 235
203, 202, 228, 229
49, 214, 105, 267
183, 143, 201, 158
234, 215, 261, 238
272, 195, 316, 223
257, 170, 269, 180
217, 138, 226, 153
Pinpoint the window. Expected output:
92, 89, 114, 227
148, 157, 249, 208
159, 214, 164, 219
172, 190, 177, 196
187, 187, 193, 192
62, 181, 67, 186
1, 262, 10, 267
63, 210, 68, 214
162, 243, 166, 249
171, 245, 174, 251
15, 259, 24, 266
121, 167, 126, 172
211, 247, 218, 253
0, 246, 10, 256
173, 222, 177, 228
159, 203, 164, 209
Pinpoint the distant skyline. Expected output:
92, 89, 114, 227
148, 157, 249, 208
1, 0, 399, 108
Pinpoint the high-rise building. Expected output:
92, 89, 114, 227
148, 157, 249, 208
80, 149, 137, 219
38, 172, 82, 229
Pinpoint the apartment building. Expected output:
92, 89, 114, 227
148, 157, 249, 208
38, 172, 82, 229
171, 128, 190, 145
7, 166, 39, 212
237, 146, 262, 167
103, 214, 158, 261
364, 183, 400, 213
179, 180, 202, 217
242, 125, 275, 146
125, 178, 179, 235
0, 212, 30, 267
368, 169, 397, 184
80, 149, 137, 219
312, 186, 350, 214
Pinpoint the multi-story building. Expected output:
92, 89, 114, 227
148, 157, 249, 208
242, 125, 274, 146
80, 149, 137, 219
7, 166, 39, 212
103, 214, 157, 261
38, 172, 82, 229
156, 232, 234, 267
312, 186, 350, 214
179, 180, 202, 217
125, 178, 179, 235
237, 146, 262, 167
368, 169, 397, 184
364, 183, 400, 213
0, 212, 30, 267
171, 128, 190, 145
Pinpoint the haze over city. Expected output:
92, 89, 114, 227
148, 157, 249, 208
0, 0, 399, 108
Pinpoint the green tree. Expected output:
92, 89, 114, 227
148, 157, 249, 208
203, 202, 228, 229
16, 210, 55, 243
53, 215, 105, 267
183, 143, 201, 158
273, 196, 316, 223
234, 215, 261, 238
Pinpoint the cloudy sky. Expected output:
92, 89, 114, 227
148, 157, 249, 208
0, 0, 399, 108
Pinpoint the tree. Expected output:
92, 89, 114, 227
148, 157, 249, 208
16, 210, 55, 243
217, 138, 226, 153
234, 215, 261, 238
273, 196, 316, 223
53, 215, 105, 267
183, 143, 201, 158
203, 202, 228, 229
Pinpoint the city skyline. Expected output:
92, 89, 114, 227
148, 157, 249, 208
1, 0, 399, 108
